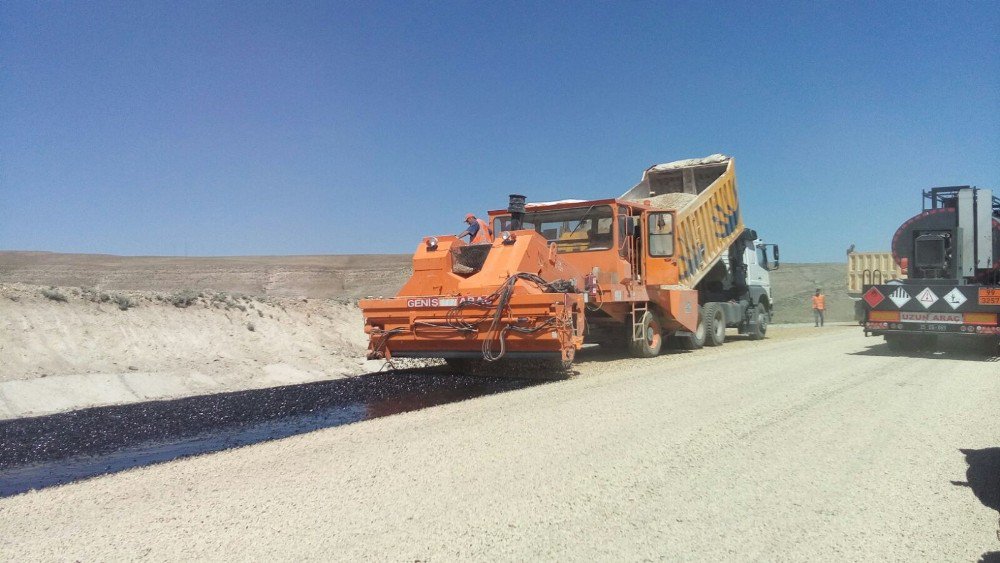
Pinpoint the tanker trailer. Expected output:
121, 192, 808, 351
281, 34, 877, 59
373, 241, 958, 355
860, 186, 1000, 350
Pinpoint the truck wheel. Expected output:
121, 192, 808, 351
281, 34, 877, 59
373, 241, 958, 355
677, 305, 706, 350
703, 302, 726, 346
747, 306, 768, 341
628, 311, 663, 358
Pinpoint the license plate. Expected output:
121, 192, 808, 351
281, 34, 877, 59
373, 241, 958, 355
980, 288, 1000, 305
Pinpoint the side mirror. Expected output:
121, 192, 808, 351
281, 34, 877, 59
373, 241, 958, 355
770, 244, 780, 270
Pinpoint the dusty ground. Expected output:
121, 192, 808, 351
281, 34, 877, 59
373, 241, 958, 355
0, 327, 996, 561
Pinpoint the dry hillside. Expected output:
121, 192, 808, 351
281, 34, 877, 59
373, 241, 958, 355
1, 251, 851, 322
0, 252, 411, 300
768, 262, 853, 324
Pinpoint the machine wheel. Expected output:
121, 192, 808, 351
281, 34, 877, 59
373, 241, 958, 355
703, 302, 726, 347
747, 306, 769, 341
628, 311, 663, 358
677, 305, 706, 350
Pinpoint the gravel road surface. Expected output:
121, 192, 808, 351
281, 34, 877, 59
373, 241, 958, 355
1, 327, 997, 561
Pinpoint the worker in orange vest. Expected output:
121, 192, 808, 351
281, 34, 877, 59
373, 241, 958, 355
812, 288, 825, 327
458, 213, 493, 244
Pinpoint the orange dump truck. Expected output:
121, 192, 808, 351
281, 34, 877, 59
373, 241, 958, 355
360, 155, 779, 370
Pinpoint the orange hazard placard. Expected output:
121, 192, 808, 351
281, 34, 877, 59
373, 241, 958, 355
979, 288, 1000, 305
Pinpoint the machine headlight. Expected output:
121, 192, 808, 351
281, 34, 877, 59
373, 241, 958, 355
426, 237, 438, 250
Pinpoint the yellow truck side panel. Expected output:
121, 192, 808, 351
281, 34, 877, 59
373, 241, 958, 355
623, 155, 744, 289
847, 252, 906, 294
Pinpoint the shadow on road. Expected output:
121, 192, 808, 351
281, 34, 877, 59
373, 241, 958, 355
574, 339, 714, 363
951, 447, 1000, 561
850, 339, 999, 362
0, 368, 546, 497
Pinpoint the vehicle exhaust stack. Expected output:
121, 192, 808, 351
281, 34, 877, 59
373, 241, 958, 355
508, 194, 526, 231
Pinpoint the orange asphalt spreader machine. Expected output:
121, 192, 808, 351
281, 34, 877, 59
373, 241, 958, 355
359, 196, 586, 368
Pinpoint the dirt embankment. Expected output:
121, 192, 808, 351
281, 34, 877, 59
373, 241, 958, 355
0, 283, 386, 419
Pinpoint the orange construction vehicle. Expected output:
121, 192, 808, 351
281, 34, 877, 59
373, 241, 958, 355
360, 155, 780, 371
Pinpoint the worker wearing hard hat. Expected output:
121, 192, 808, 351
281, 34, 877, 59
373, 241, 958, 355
458, 213, 493, 244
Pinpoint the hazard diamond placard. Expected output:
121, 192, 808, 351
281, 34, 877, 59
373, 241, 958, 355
943, 288, 967, 310
863, 287, 885, 308
916, 287, 939, 309
888, 287, 911, 308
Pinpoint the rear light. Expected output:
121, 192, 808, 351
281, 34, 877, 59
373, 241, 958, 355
963, 325, 1000, 334
584, 273, 597, 296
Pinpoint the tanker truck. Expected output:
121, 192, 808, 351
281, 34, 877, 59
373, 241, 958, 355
359, 155, 780, 372
861, 186, 1000, 350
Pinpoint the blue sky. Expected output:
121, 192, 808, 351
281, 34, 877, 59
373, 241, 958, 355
2, 1, 997, 261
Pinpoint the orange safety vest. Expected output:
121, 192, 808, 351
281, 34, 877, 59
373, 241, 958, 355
471, 218, 493, 244
812, 295, 825, 310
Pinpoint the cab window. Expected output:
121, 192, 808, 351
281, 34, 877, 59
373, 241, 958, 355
492, 205, 615, 252
648, 212, 674, 256
617, 206, 629, 257
756, 245, 770, 269
493, 216, 511, 235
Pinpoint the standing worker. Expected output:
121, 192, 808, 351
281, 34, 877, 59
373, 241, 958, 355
812, 288, 825, 327
457, 213, 493, 244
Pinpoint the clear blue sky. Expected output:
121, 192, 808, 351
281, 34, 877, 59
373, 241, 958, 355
2, 1, 997, 262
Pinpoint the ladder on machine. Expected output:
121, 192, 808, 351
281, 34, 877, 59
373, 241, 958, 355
631, 301, 648, 342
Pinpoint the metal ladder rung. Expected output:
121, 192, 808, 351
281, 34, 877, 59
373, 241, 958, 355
631, 302, 648, 341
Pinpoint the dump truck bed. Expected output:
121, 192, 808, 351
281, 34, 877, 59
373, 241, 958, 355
847, 252, 906, 295
621, 154, 744, 288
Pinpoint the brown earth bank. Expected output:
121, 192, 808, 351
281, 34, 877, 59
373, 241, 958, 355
0, 251, 412, 300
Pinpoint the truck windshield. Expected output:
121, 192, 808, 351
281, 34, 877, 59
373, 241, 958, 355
493, 205, 614, 252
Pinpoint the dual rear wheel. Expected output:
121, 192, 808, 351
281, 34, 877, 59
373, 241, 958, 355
677, 303, 727, 349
